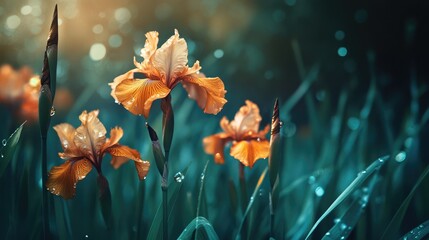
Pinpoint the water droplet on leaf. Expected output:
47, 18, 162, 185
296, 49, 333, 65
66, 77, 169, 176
174, 172, 185, 183
315, 186, 325, 197
2, 139, 6, 146
50, 106, 56, 116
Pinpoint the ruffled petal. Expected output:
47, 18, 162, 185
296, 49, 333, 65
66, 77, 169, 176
230, 140, 270, 168
134, 160, 151, 180
231, 100, 262, 138
46, 158, 93, 199
109, 69, 138, 103
75, 110, 107, 161
140, 31, 159, 61
106, 145, 150, 180
101, 127, 123, 152
153, 29, 188, 87
203, 133, 230, 164
113, 76, 171, 118
220, 116, 235, 136
53, 123, 82, 159
182, 75, 227, 115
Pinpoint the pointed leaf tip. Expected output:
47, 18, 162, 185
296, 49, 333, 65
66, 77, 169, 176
271, 98, 280, 136
47, 5, 58, 47
146, 123, 159, 141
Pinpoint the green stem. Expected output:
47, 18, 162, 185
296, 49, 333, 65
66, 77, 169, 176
162, 162, 169, 240
269, 192, 274, 238
41, 136, 50, 239
239, 162, 247, 214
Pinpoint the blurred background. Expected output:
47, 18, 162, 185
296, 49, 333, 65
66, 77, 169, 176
1, 0, 429, 239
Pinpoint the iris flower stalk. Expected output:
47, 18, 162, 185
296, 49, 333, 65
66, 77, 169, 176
110, 29, 227, 240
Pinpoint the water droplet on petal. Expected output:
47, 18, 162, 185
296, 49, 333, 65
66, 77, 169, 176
2, 139, 6, 146
50, 106, 56, 116
174, 172, 185, 183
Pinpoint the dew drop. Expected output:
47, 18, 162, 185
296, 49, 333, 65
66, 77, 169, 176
50, 106, 56, 116
257, 138, 261, 142
2, 139, 6, 146
259, 188, 265, 196
200, 173, 205, 180
315, 186, 325, 197
334, 218, 341, 223
85, 234, 89, 238
308, 175, 316, 185
325, 232, 331, 236
395, 151, 407, 162
174, 172, 185, 183
340, 223, 348, 230
1, 154, 4, 158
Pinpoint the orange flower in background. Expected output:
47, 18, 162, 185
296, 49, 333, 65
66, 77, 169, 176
0, 64, 40, 122
203, 100, 270, 168
47, 110, 150, 199
109, 29, 227, 118
0, 64, 33, 103
20, 76, 41, 122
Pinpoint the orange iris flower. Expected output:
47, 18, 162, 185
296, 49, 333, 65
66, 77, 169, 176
0, 64, 40, 122
109, 29, 227, 118
47, 110, 150, 199
203, 100, 270, 168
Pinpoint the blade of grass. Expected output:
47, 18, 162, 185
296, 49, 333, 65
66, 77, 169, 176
399, 219, 429, 240
177, 217, 219, 240
0, 121, 25, 177
305, 155, 389, 240
195, 160, 210, 240
380, 164, 429, 239
279, 168, 333, 198
281, 64, 319, 118
322, 174, 379, 239
235, 168, 268, 240
147, 163, 191, 240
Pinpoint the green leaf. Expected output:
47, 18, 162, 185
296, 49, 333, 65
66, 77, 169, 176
0, 122, 25, 176
236, 168, 268, 240
177, 217, 219, 240
381, 164, 429, 240
146, 164, 191, 240
38, 85, 53, 137
322, 174, 378, 239
399, 219, 429, 240
146, 123, 166, 176
97, 175, 113, 229
161, 94, 174, 159
305, 155, 389, 240
268, 98, 281, 191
